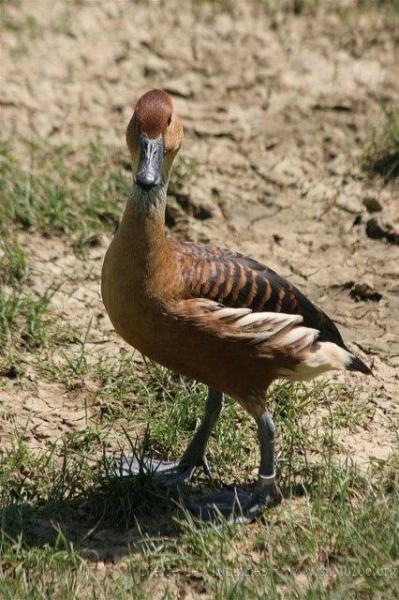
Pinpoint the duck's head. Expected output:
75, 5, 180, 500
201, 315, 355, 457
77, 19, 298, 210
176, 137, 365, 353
126, 89, 183, 192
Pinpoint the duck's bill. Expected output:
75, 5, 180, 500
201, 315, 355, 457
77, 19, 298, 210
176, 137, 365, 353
135, 135, 163, 190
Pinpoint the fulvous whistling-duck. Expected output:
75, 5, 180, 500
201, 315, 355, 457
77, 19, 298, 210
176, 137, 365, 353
101, 89, 371, 522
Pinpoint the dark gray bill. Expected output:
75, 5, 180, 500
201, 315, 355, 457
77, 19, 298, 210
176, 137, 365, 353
135, 135, 164, 190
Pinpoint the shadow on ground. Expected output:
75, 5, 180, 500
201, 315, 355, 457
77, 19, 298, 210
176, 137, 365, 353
0, 469, 310, 562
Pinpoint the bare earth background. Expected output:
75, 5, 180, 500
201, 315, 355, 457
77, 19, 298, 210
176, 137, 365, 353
1, 0, 398, 459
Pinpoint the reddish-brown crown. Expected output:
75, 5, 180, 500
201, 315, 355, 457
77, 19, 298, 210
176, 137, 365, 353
133, 89, 173, 139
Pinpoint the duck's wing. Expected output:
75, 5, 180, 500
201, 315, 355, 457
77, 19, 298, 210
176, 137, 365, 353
173, 242, 371, 375
178, 242, 345, 346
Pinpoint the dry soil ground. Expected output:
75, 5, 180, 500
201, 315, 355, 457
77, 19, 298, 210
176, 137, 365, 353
0, 0, 398, 597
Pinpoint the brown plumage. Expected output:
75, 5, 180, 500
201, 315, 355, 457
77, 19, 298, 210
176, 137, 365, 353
101, 90, 371, 519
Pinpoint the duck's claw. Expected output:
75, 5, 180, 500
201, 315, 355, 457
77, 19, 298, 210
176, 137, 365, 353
200, 456, 212, 479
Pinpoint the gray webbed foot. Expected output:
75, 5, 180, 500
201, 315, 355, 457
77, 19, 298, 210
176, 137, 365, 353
186, 482, 282, 524
110, 455, 211, 488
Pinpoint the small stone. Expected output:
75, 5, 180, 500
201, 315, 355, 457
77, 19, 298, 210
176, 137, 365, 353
0, 365, 18, 379
363, 197, 382, 213
366, 218, 399, 244
350, 283, 382, 303
366, 217, 384, 239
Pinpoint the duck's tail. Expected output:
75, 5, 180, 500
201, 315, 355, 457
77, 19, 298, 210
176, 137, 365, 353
345, 352, 372, 375
283, 340, 372, 381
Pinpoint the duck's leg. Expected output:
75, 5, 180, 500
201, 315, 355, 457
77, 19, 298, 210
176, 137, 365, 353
152, 387, 224, 486
179, 388, 224, 471
187, 410, 282, 523
114, 388, 224, 487
243, 412, 283, 516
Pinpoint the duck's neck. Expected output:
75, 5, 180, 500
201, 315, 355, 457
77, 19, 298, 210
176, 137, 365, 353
116, 182, 168, 267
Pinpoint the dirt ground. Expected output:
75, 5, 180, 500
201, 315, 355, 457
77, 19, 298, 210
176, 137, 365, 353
1, 1, 398, 467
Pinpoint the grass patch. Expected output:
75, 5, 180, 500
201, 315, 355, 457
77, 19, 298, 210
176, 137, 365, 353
0, 284, 54, 350
0, 242, 56, 354
0, 240, 75, 377
363, 105, 399, 181
0, 417, 397, 599
0, 139, 128, 246
0, 240, 28, 286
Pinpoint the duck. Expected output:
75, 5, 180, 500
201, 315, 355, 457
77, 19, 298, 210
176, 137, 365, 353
101, 89, 371, 522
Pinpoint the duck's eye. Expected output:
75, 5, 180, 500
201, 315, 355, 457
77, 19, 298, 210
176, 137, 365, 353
167, 114, 172, 126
